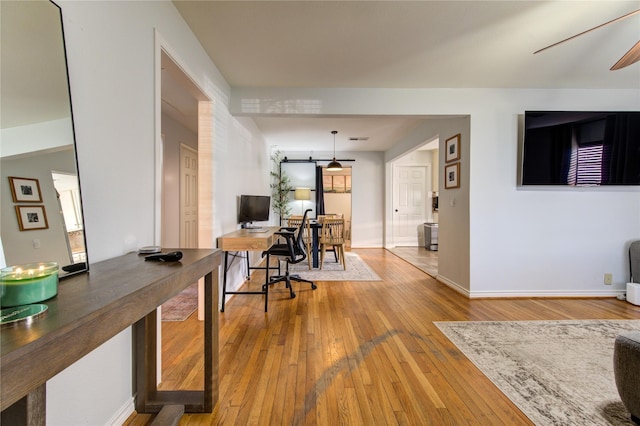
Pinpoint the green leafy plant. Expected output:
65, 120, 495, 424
270, 150, 292, 222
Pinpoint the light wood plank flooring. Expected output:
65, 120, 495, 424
387, 246, 438, 277
125, 248, 640, 425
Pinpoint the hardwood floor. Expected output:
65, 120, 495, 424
125, 248, 640, 425
387, 246, 438, 277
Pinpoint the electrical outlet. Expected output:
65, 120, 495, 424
604, 273, 613, 285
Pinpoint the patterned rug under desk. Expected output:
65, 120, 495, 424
289, 252, 381, 281
435, 320, 640, 426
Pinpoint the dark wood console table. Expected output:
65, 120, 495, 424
1, 248, 221, 425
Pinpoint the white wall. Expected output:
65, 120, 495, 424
469, 94, 639, 297
215, 116, 271, 295
324, 193, 351, 220
46, 1, 264, 424
231, 87, 640, 297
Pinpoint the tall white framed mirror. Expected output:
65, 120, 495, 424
1, 0, 88, 277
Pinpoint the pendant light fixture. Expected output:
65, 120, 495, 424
326, 130, 343, 171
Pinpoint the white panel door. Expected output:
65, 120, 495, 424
180, 144, 198, 248
393, 166, 428, 246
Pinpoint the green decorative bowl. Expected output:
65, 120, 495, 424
0, 262, 59, 307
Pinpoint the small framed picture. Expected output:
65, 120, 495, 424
444, 163, 460, 189
445, 134, 461, 163
15, 205, 49, 231
8, 177, 42, 202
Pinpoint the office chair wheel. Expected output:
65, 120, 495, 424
311, 284, 317, 290
291, 292, 296, 298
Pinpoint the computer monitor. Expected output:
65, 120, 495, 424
238, 195, 270, 228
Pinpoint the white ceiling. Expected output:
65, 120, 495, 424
173, 0, 640, 89
248, 115, 456, 152
166, 0, 640, 152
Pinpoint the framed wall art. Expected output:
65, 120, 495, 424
15, 205, 49, 231
8, 176, 42, 202
444, 163, 460, 189
445, 134, 461, 163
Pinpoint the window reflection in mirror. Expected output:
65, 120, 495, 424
0, 0, 88, 277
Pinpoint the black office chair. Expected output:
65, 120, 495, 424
262, 209, 316, 311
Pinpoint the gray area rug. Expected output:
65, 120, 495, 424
161, 283, 197, 321
289, 252, 381, 281
435, 320, 640, 426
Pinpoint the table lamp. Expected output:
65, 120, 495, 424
294, 187, 311, 215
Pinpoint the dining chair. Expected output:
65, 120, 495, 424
319, 217, 346, 270
287, 215, 312, 269
317, 214, 341, 263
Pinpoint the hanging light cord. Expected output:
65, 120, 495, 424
332, 130, 338, 159
327, 131, 343, 171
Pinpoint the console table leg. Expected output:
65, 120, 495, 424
1, 384, 45, 426
134, 270, 218, 414
134, 310, 158, 413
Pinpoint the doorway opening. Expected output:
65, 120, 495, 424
387, 137, 439, 277
156, 39, 213, 385
321, 165, 352, 247
159, 50, 210, 249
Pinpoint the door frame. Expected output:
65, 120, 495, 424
392, 165, 430, 247
154, 29, 214, 381
384, 137, 439, 249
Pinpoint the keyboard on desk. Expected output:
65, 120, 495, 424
248, 228, 269, 233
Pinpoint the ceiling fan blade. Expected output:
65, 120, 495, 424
534, 8, 640, 55
611, 40, 640, 70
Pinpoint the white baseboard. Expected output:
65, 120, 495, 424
468, 289, 626, 298
435, 275, 470, 297
434, 275, 625, 299
106, 397, 135, 426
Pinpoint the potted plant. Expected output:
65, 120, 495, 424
270, 150, 293, 223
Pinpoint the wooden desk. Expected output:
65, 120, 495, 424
217, 226, 280, 252
217, 226, 281, 312
1, 249, 221, 425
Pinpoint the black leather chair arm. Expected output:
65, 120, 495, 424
274, 230, 296, 254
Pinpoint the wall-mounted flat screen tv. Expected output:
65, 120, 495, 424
521, 111, 639, 186
238, 195, 270, 227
